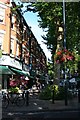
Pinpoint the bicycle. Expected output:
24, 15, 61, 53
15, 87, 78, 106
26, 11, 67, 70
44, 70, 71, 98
2, 92, 25, 108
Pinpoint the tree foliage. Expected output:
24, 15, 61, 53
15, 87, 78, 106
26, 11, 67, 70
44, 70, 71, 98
26, 2, 80, 58
66, 2, 80, 53
31, 3, 63, 56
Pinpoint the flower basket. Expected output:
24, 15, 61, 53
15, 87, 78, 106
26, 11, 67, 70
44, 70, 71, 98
55, 49, 75, 64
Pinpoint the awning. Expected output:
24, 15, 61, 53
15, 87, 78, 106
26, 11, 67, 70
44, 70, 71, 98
10, 67, 29, 76
0, 66, 15, 75
28, 75, 34, 79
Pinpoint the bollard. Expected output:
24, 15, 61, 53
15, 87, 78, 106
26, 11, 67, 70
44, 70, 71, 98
78, 89, 80, 103
52, 89, 55, 104
25, 90, 29, 106
52, 86, 55, 104
64, 82, 68, 106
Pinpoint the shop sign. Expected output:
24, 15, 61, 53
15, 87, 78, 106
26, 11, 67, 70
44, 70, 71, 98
0, 55, 22, 69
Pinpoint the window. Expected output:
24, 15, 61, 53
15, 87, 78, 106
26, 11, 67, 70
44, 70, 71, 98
10, 38, 14, 54
0, 16, 3, 22
11, 23, 13, 28
12, 16, 15, 24
0, 7, 5, 24
16, 44, 19, 56
16, 42, 20, 58
0, 33, 4, 50
11, 15, 16, 29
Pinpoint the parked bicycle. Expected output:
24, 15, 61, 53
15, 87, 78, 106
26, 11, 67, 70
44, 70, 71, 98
2, 92, 25, 108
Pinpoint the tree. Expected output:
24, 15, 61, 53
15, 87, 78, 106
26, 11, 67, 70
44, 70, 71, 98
26, 2, 80, 74
47, 60, 54, 80
15, 2, 80, 57
26, 2, 80, 54
16, 1, 80, 77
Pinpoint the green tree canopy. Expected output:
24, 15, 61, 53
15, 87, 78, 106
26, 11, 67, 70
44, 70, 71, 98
26, 2, 80, 57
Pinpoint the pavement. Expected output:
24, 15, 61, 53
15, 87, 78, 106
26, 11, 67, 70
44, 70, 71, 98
2, 92, 80, 112
1, 90, 80, 120
1, 92, 80, 119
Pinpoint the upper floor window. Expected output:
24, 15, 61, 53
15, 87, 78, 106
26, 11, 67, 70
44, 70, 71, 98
16, 41, 21, 59
16, 43, 19, 57
0, 33, 3, 50
11, 23, 13, 28
0, 7, 5, 24
10, 38, 14, 54
11, 15, 16, 30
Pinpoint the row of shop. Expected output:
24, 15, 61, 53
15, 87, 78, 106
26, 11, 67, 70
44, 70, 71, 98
0, 1, 48, 91
0, 55, 47, 91
0, 65, 30, 89
0, 54, 30, 90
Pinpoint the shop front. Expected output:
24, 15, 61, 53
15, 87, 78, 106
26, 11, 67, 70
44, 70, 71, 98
0, 55, 29, 90
0, 65, 15, 89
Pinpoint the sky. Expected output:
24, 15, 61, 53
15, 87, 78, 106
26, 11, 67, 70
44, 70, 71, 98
22, 7, 52, 60
14, 1, 52, 60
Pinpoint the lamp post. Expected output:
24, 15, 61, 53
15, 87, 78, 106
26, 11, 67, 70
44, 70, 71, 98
63, 0, 67, 80
63, 0, 68, 106
63, 0, 66, 50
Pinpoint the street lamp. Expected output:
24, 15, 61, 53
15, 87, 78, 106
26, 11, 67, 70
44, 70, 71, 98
63, 0, 66, 50
63, 0, 68, 106
63, 0, 67, 80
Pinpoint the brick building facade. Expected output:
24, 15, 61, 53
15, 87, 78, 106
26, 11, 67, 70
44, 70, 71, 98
0, 1, 48, 89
